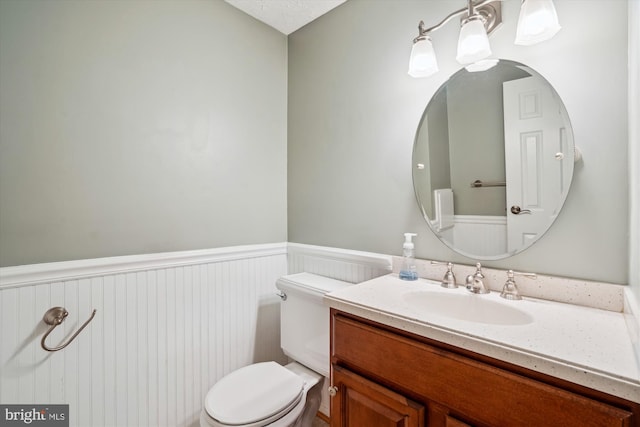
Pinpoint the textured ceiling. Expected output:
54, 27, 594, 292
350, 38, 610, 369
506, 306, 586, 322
225, 0, 347, 35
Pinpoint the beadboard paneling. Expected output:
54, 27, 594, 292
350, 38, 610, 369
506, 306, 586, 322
0, 242, 392, 425
452, 215, 507, 257
0, 244, 288, 427
287, 243, 392, 283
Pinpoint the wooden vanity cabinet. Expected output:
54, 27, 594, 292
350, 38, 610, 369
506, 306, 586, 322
330, 310, 639, 427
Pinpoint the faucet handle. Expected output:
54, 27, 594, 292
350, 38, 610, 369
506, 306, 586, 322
431, 261, 457, 288
473, 262, 484, 280
442, 262, 457, 289
500, 270, 537, 300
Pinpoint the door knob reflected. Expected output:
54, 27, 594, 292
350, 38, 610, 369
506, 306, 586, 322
510, 206, 532, 215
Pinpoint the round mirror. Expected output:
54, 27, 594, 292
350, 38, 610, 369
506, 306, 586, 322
413, 60, 575, 260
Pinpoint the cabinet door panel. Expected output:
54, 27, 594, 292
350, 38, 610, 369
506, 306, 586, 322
331, 365, 424, 427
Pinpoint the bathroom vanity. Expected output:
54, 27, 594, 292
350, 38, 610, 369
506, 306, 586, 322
326, 275, 640, 427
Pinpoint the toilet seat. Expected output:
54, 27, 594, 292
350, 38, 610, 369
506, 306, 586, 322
204, 361, 305, 427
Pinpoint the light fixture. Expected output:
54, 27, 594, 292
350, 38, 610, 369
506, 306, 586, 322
409, 0, 561, 78
408, 22, 439, 78
456, 14, 492, 64
515, 0, 561, 46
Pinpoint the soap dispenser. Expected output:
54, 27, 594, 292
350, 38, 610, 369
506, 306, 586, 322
399, 233, 418, 281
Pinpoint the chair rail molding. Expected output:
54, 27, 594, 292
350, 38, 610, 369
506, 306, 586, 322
0, 243, 288, 290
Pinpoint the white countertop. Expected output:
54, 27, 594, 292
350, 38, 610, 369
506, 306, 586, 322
325, 274, 640, 403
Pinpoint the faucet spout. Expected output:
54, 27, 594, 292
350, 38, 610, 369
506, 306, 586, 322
466, 262, 490, 294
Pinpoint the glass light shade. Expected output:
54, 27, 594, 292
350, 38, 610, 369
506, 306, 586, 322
515, 0, 561, 46
456, 18, 492, 65
408, 37, 438, 78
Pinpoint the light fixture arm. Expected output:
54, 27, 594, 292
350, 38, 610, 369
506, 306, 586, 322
413, 0, 502, 42
467, 0, 475, 17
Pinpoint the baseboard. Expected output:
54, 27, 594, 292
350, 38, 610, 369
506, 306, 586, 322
316, 411, 330, 423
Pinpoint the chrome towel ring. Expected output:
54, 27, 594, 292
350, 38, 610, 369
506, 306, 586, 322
41, 307, 97, 352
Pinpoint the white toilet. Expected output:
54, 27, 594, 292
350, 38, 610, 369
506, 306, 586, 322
200, 272, 351, 427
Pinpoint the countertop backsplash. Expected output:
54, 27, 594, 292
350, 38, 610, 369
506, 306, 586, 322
392, 256, 625, 312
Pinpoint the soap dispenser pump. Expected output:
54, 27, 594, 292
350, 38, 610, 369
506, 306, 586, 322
399, 233, 418, 281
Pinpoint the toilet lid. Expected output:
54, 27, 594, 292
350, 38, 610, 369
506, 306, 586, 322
205, 361, 304, 425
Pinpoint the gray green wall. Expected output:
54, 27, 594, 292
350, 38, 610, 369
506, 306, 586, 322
288, 0, 630, 284
1, 0, 635, 287
0, 0, 288, 266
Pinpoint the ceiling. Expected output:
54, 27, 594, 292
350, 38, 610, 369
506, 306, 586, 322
224, 0, 348, 35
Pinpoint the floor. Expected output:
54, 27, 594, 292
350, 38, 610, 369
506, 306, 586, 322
312, 416, 329, 427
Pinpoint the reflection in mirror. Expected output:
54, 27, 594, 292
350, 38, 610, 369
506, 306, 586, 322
413, 60, 574, 260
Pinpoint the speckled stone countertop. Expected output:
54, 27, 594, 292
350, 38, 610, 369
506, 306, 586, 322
325, 274, 640, 403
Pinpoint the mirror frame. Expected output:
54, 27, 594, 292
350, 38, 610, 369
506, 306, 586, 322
412, 59, 575, 260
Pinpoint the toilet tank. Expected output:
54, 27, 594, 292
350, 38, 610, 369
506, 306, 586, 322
276, 273, 352, 377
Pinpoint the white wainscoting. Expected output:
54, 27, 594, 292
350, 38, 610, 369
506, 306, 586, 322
0, 244, 288, 427
452, 215, 507, 256
287, 243, 392, 283
0, 243, 392, 426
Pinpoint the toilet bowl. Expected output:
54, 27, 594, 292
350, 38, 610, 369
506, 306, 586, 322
200, 273, 351, 427
200, 362, 322, 427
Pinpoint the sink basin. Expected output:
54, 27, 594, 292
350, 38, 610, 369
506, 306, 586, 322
403, 291, 533, 325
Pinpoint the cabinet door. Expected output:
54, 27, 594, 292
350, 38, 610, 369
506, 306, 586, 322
331, 365, 424, 427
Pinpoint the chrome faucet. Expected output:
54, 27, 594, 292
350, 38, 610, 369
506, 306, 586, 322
441, 262, 457, 288
466, 262, 489, 294
431, 261, 457, 288
500, 270, 537, 300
